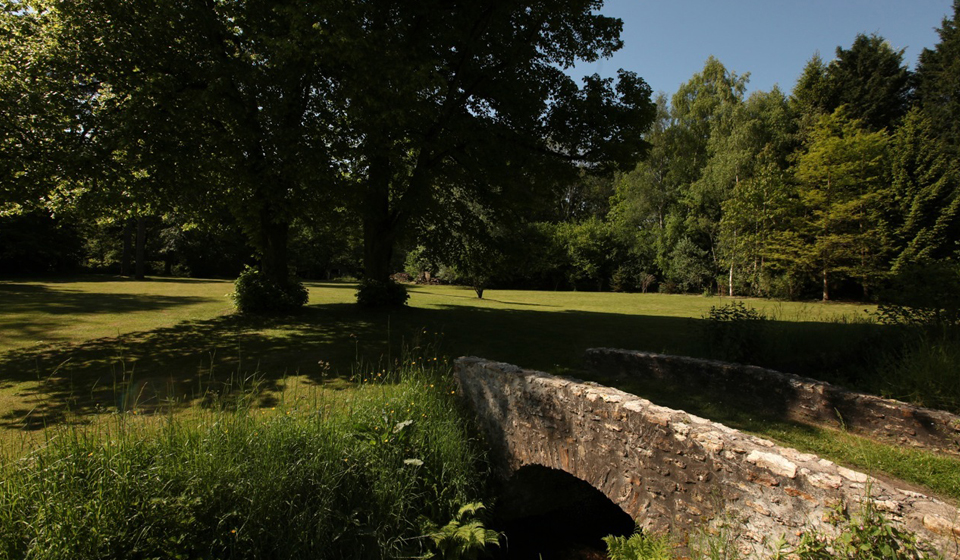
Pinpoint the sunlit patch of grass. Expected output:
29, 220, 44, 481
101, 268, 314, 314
0, 275, 238, 353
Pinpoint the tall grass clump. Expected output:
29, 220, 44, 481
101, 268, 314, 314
874, 327, 960, 413
872, 300, 960, 413
869, 261, 960, 413
0, 362, 489, 560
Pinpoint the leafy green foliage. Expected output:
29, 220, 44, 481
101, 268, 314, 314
555, 217, 622, 291
667, 237, 713, 293
355, 279, 410, 308
603, 530, 673, 560
703, 301, 768, 363
342, 0, 655, 287
877, 260, 960, 328
231, 266, 308, 315
776, 500, 937, 559
423, 503, 501, 560
405, 246, 438, 283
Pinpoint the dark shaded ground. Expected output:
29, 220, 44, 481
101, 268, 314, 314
0, 291, 886, 434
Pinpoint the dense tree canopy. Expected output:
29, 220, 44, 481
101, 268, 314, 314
1, 0, 656, 306
4, 2, 960, 309
331, 0, 656, 287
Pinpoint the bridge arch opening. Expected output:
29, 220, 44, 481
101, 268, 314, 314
491, 464, 635, 559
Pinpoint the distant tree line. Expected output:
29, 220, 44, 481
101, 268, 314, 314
3, 1, 959, 307
409, 4, 960, 303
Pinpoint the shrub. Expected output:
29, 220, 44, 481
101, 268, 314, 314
231, 266, 308, 314
423, 502, 501, 560
603, 530, 672, 560
404, 245, 436, 282
356, 278, 410, 307
658, 281, 678, 294
703, 301, 767, 364
879, 260, 960, 328
667, 237, 712, 293
611, 266, 657, 294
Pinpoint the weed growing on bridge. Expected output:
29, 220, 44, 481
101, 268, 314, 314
0, 361, 490, 560
772, 499, 938, 560
603, 530, 672, 560
600, 500, 941, 560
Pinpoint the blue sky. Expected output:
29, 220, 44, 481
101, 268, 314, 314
570, 0, 954, 97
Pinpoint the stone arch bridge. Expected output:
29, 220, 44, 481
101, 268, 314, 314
454, 354, 960, 557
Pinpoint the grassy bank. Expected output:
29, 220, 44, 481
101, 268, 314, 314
0, 365, 487, 560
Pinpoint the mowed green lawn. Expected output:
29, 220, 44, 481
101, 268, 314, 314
0, 276, 874, 446
5, 276, 960, 503
0, 276, 237, 351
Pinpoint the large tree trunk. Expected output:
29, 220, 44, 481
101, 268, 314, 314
362, 154, 397, 284
363, 218, 396, 284
121, 217, 134, 276
258, 206, 290, 286
135, 216, 146, 280
822, 268, 830, 301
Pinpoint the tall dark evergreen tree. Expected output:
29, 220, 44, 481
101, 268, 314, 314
826, 34, 912, 131
888, 109, 960, 268
893, 2, 960, 270
916, 0, 960, 148
792, 35, 911, 134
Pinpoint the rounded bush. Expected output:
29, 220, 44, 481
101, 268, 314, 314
702, 301, 767, 363
232, 266, 308, 314
355, 278, 409, 307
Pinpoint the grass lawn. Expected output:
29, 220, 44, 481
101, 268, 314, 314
8, 275, 959, 505
0, 277, 875, 438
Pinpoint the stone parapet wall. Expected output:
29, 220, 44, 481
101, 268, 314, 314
585, 348, 960, 455
454, 357, 960, 558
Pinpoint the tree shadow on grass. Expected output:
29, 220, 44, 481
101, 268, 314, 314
0, 300, 887, 434
0, 282, 221, 347
1, 275, 234, 285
